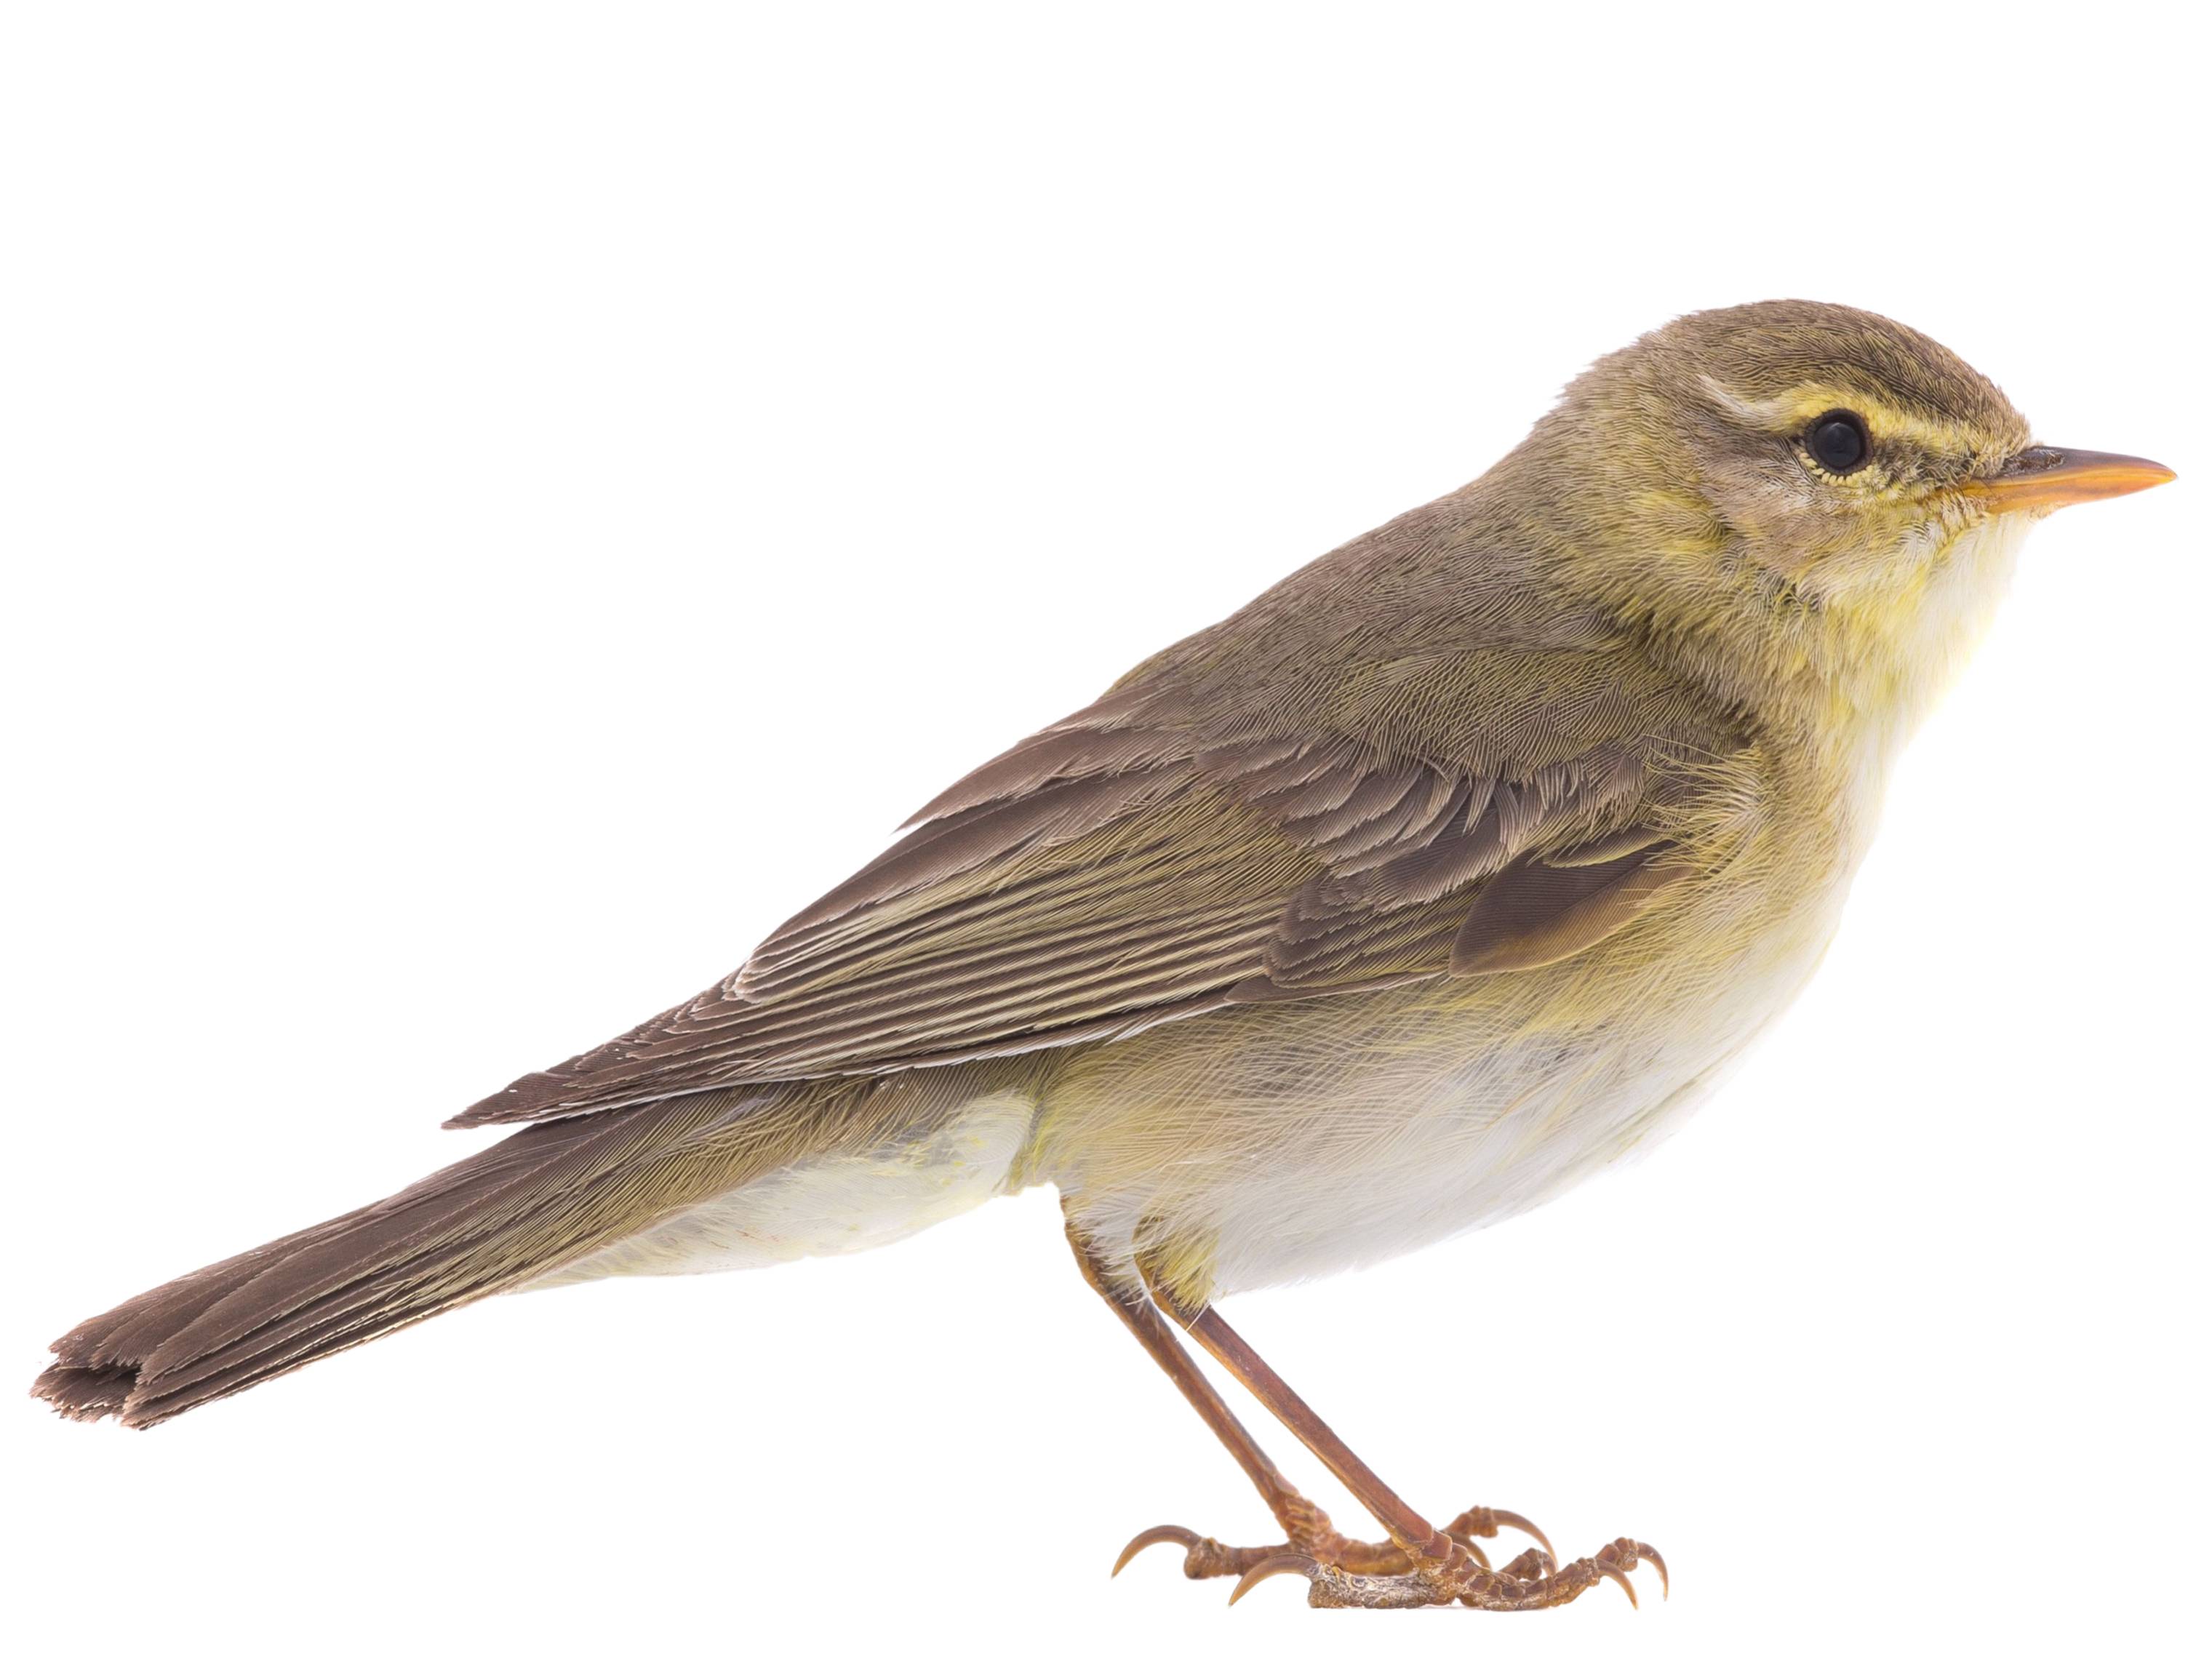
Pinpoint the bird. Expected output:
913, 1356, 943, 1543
33, 300, 2173, 1612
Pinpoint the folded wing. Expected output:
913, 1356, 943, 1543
457, 502, 1745, 1127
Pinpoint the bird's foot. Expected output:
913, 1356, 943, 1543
1234, 1535, 1666, 1610
1111, 1502, 1557, 1587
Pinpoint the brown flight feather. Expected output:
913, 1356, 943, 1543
33, 1090, 805, 1426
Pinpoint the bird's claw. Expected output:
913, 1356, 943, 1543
1110, 1524, 1202, 1577
1597, 1557, 1639, 1608
1110, 1502, 1661, 1612
1443, 1504, 1553, 1565
1609, 1537, 1668, 1600
1562, 1536, 1666, 1610
1110, 1522, 1289, 1580
1110, 1496, 1543, 1584
1210, 1530, 1669, 1612
1227, 1551, 1319, 1605
1453, 1535, 1666, 1612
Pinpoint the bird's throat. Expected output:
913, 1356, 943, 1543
1820, 508, 2030, 762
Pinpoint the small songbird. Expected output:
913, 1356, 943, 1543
33, 301, 2173, 1612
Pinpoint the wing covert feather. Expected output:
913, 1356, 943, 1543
457, 500, 1745, 1127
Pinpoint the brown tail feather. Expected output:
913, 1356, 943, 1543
32, 1086, 794, 1428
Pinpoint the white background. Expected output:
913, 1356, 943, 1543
4, 5, 2205, 1655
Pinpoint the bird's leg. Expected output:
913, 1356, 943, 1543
1175, 1296, 1666, 1608
1066, 1216, 1555, 1588
1066, 1219, 1394, 1577
1106, 1242, 1664, 1612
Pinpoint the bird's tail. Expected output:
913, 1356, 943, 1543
32, 1085, 824, 1428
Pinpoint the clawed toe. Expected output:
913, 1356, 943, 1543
1578, 1537, 1669, 1608
1456, 1533, 1667, 1612
1110, 1522, 1286, 1581
1595, 1556, 1640, 1608
1111, 1524, 1202, 1577
1601, 1539, 1663, 1601
1444, 1503, 1555, 1565
1110, 1501, 1663, 1613
1227, 1551, 1319, 1605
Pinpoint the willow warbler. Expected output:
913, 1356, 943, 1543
34, 300, 2173, 1612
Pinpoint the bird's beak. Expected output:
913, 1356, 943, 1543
1961, 446, 2176, 514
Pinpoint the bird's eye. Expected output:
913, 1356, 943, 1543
1805, 409, 1871, 476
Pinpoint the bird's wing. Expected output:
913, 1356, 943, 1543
457, 489, 1747, 1127
456, 643, 1732, 1126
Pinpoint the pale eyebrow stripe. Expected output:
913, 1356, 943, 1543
1696, 375, 1974, 451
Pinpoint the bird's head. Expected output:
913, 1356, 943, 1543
1505, 300, 2174, 740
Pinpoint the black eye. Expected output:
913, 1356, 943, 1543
1805, 409, 1871, 475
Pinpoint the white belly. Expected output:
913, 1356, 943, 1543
1033, 857, 1853, 1298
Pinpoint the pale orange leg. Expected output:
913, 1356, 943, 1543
1065, 1217, 1573, 1596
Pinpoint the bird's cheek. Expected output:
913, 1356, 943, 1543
1758, 517, 1868, 582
